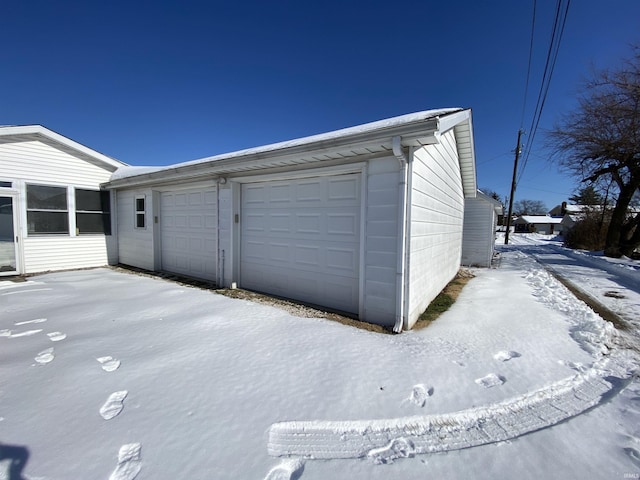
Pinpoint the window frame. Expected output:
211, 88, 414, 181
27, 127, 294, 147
75, 188, 112, 235
26, 184, 69, 235
135, 195, 146, 229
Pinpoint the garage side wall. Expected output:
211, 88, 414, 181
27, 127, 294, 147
362, 157, 401, 327
116, 188, 156, 271
461, 197, 495, 267
406, 129, 465, 329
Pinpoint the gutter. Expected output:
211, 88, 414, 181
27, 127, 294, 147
104, 118, 443, 189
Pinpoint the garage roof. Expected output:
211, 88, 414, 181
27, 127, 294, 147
106, 108, 477, 196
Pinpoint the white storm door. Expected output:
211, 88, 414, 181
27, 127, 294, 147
0, 195, 19, 276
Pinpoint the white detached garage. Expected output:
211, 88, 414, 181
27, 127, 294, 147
106, 108, 477, 331
461, 191, 503, 267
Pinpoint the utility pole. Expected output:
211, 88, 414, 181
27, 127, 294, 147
504, 129, 524, 244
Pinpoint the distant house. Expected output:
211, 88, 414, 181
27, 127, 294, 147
106, 108, 478, 331
0, 125, 126, 276
550, 202, 609, 231
513, 215, 563, 235
462, 191, 503, 267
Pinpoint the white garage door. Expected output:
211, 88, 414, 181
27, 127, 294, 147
241, 173, 361, 314
161, 187, 217, 281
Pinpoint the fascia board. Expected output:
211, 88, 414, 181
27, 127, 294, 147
0, 125, 127, 170
107, 120, 441, 188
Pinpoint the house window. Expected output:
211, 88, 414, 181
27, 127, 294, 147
0, 181, 12, 188
75, 189, 111, 235
135, 196, 146, 228
27, 184, 69, 234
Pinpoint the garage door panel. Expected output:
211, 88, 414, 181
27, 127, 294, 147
326, 248, 357, 271
161, 187, 217, 281
328, 177, 358, 200
241, 261, 357, 313
294, 245, 319, 266
297, 181, 322, 202
241, 174, 360, 314
327, 213, 358, 235
296, 213, 322, 234
269, 213, 291, 233
243, 238, 358, 276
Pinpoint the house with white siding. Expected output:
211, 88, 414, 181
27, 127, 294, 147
513, 215, 563, 235
106, 108, 478, 331
461, 191, 503, 267
0, 125, 126, 276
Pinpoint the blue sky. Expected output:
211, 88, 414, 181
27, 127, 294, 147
3, 0, 639, 210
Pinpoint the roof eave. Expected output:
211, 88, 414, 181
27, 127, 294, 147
105, 118, 444, 188
0, 125, 128, 171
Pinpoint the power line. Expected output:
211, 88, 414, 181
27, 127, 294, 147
520, 0, 537, 130
517, 0, 571, 185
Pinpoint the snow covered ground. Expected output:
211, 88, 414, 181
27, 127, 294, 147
0, 236, 638, 479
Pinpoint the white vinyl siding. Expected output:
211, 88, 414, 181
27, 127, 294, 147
362, 157, 400, 327
116, 188, 155, 271
23, 236, 113, 272
406, 129, 465, 329
462, 196, 497, 267
0, 140, 114, 188
0, 138, 117, 274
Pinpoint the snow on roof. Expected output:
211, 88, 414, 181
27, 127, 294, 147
519, 215, 563, 224
109, 165, 166, 180
0, 124, 127, 169
109, 108, 464, 182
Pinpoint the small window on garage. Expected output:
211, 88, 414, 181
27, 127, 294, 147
27, 184, 69, 234
0, 181, 12, 188
76, 189, 111, 235
135, 196, 146, 229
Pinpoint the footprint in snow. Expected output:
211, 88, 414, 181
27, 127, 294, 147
368, 438, 416, 465
100, 391, 128, 420
493, 350, 521, 362
14, 318, 47, 326
263, 458, 305, 480
35, 348, 55, 365
97, 356, 121, 372
559, 360, 587, 372
8, 329, 43, 338
475, 373, 506, 388
408, 384, 434, 408
47, 332, 67, 342
108, 443, 142, 480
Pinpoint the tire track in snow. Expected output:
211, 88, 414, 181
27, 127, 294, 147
267, 356, 634, 461
268, 256, 638, 462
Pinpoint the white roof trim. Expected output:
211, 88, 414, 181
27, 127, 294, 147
107, 108, 476, 193
475, 190, 504, 213
0, 125, 127, 170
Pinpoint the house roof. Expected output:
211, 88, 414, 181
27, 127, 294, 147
517, 215, 563, 224
106, 108, 477, 196
0, 125, 127, 172
475, 190, 504, 214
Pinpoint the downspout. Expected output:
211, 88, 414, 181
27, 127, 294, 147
392, 136, 409, 333
216, 177, 226, 286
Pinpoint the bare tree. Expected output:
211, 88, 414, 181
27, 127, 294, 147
513, 199, 547, 215
548, 46, 640, 257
